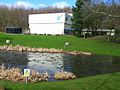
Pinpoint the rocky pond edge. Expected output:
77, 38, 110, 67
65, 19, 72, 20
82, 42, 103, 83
0, 45, 92, 55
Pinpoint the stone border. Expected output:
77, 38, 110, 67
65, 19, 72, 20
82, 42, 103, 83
0, 45, 92, 55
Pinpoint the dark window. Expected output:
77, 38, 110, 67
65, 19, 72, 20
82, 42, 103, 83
6, 27, 22, 34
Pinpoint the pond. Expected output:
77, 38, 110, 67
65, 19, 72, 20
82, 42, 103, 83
0, 51, 120, 81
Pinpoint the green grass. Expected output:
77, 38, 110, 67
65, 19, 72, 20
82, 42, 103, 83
0, 33, 120, 56
0, 72, 120, 90
0, 33, 120, 90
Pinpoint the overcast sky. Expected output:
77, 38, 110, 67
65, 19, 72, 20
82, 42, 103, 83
0, 0, 76, 9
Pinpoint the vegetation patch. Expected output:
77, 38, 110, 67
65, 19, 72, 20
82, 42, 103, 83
0, 72, 120, 90
0, 64, 49, 83
0, 33, 120, 56
0, 64, 76, 84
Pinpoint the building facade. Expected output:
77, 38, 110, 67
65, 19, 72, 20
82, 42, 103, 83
29, 13, 73, 35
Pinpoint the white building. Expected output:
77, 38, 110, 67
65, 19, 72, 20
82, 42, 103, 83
28, 13, 73, 35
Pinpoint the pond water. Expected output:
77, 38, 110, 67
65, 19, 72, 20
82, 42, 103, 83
0, 51, 120, 81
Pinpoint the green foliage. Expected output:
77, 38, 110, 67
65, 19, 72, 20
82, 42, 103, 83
72, 0, 86, 36
72, 0, 120, 37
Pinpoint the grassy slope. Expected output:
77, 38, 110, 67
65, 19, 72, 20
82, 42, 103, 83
0, 33, 120, 56
0, 33, 120, 90
0, 72, 120, 90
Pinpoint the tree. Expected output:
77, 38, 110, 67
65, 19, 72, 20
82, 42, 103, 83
72, 0, 87, 36
72, 0, 120, 39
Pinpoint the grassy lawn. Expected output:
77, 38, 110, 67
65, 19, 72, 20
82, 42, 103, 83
0, 72, 120, 90
0, 33, 120, 90
0, 33, 120, 56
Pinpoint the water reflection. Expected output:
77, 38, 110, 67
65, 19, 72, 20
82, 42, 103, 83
63, 54, 117, 77
27, 52, 64, 75
0, 51, 28, 67
0, 51, 120, 81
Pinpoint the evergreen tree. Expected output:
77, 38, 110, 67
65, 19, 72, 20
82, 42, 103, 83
72, 0, 87, 36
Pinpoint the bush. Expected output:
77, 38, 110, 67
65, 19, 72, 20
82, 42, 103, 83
110, 36, 120, 43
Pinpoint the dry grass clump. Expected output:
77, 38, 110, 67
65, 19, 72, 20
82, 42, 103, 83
54, 71, 76, 80
0, 64, 48, 83
28, 70, 48, 83
0, 64, 76, 82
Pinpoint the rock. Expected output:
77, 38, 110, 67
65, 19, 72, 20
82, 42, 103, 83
82, 52, 92, 55
27, 47, 31, 52
0, 45, 92, 56
18, 47, 23, 52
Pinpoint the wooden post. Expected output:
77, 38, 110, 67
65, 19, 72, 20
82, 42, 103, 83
26, 77, 28, 84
